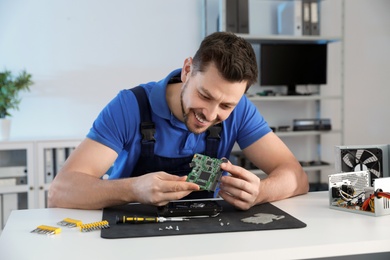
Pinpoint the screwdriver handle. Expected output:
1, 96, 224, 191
116, 215, 159, 224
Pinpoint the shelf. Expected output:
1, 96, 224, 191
251, 164, 334, 177
236, 34, 342, 44
303, 164, 334, 172
247, 95, 342, 101
0, 184, 29, 194
275, 130, 341, 137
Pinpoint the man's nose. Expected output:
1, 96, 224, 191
203, 103, 219, 122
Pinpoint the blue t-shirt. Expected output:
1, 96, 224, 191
87, 69, 271, 179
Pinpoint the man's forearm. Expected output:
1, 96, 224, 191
256, 165, 309, 204
48, 171, 134, 209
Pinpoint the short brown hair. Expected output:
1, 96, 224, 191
192, 32, 258, 91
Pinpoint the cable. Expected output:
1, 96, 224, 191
362, 191, 390, 211
339, 189, 364, 202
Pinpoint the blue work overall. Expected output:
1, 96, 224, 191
130, 84, 222, 199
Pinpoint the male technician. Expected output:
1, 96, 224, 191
48, 32, 309, 210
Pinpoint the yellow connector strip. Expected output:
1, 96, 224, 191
31, 225, 62, 235
57, 218, 83, 227
79, 220, 110, 232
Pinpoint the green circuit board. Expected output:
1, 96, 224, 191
186, 153, 227, 191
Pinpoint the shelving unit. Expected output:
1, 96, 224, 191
0, 138, 82, 231
202, 0, 345, 190
0, 141, 34, 231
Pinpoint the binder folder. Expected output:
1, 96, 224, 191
225, 0, 238, 32
54, 148, 66, 178
44, 148, 55, 183
277, 0, 302, 36
237, 0, 249, 33
310, 0, 320, 35
223, 0, 249, 33
302, 0, 311, 35
65, 147, 76, 158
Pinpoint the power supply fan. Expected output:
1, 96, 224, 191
340, 148, 382, 185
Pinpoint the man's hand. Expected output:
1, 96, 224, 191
218, 160, 260, 210
130, 172, 200, 206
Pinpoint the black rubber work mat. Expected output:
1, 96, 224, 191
101, 200, 306, 239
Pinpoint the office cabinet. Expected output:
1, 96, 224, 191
0, 139, 82, 231
0, 141, 34, 230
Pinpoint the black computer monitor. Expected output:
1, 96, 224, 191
260, 43, 327, 95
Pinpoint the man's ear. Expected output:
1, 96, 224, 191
181, 57, 192, 82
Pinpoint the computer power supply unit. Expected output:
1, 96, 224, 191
335, 144, 390, 186
329, 171, 390, 216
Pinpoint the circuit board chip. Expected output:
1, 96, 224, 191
187, 154, 227, 191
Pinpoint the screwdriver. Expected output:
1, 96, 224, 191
116, 215, 189, 224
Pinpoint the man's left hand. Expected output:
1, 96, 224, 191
218, 160, 260, 210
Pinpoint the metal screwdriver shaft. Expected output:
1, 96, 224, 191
116, 215, 189, 224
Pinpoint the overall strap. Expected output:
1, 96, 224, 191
205, 123, 222, 158
130, 86, 155, 156
130, 85, 222, 158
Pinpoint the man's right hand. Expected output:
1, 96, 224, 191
129, 172, 200, 206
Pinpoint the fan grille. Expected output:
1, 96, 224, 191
340, 148, 383, 185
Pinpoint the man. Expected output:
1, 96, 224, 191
48, 32, 309, 210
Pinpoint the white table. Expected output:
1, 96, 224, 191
0, 191, 389, 260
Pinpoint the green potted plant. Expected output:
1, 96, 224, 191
0, 69, 33, 140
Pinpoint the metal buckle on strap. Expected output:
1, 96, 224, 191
141, 122, 156, 142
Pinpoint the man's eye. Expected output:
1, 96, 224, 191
221, 104, 231, 110
199, 93, 209, 100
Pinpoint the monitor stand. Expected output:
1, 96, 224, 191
287, 85, 302, 96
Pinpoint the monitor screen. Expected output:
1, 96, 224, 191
260, 43, 327, 95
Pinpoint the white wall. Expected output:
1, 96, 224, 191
0, 0, 203, 139
1, 0, 389, 146
344, 0, 390, 145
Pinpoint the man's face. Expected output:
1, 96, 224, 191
180, 62, 247, 134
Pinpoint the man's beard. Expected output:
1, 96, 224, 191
180, 81, 189, 126
180, 81, 210, 135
